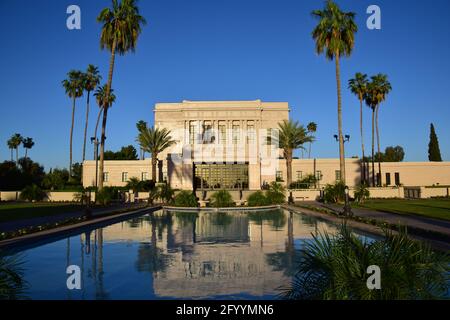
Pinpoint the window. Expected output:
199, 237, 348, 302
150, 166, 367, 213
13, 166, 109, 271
122, 172, 128, 182
266, 128, 273, 145
276, 170, 283, 181
385, 173, 391, 186
296, 171, 303, 180
247, 121, 255, 143
395, 172, 400, 186
103, 172, 109, 182
142, 172, 149, 181
194, 163, 249, 190
335, 170, 341, 181
315, 170, 322, 181
202, 121, 214, 144
218, 122, 226, 144
232, 122, 240, 144
189, 121, 198, 144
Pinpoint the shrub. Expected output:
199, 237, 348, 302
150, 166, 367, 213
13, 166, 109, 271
266, 182, 286, 204
354, 184, 370, 204
157, 183, 175, 204
173, 191, 198, 207
282, 224, 450, 300
289, 174, 317, 189
323, 181, 346, 203
96, 187, 115, 206
210, 190, 235, 208
20, 184, 47, 202
247, 191, 269, 207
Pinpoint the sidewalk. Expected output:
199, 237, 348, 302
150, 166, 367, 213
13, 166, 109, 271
0, 203, 147, 233
299, 201, 450, 238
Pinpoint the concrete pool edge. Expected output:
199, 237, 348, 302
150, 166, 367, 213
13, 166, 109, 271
0, 205, 162, 249
162, 204, 281, 212
283, 204, 450, 252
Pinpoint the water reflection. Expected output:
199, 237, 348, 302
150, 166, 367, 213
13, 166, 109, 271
3, 209, 349, 300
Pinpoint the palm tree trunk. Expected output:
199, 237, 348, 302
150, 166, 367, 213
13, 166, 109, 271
151, 155, 157, 182
371, 107, 375, 187
82, 91, 91, 162
308, 142, 312, 159
359, 95, 366, 184
10, 148, 13, 161
375, 104, 382, 186
286, 150, 292, 188
98, 37, 117, 191
15, 147, 18, 163
25, 148, 28, 158
335, 54, 346, 184
69, 97, 76, 178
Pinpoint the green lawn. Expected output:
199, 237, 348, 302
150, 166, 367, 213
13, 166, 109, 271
0, 202, 83, 224
356, 199, 450, 221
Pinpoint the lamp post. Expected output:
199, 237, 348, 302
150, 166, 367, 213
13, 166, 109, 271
342, 185, 353, 217
90, 137, 100, 189
334, 134, 350, 143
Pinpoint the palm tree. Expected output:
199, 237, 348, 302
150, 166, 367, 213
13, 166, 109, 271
82, 65, 102, 162
136, 126, 176, 182
7, 138, 15, 161
348, 72, 369, 184
312, 0, 357, 185
364, 85, 377, 187
365, 74, 392, 186
9, 133, 23, 163
306, 122, 317, 158
62, 70, 84, 178
22, 137, 34, 158
96, 0, 146, 190
278, 120, 314, 188
136, 120, 148, 160
93, 85, 116, 143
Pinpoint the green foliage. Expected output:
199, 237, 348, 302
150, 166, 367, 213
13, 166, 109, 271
428, 123, 442, 162
95, 186, 124, 205
323, 181, 346, 203
354, 184, 370, 204
247, 191, 270, 207
266, 182, 286, 204
290, 174, 317, 189
282, 224, 450, 300
374, 146, 405, 162
0, 254, 28, 300
210, 190, 235, 208
42, 168, 69, 190
20, 184, 47, 202
173, 191, 198, 207
104, 145, 138, 160
157, 183, 175, 204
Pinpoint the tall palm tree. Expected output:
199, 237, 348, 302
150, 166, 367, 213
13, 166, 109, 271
364, 84, 377, 187
96, 0, 146, 190
9, 133, 23, 163
62, 70, 84, 178
136, 126, 176, 182
348, 72, 369, 184
278, 120, 314, 188
136, 120, 148, 160
22, 137, 34, 158
7, 138, 15, 161
82, 65, 102, 162
371, 74, 392, 186
312, 0, 357, 185
306, 122, 317, 158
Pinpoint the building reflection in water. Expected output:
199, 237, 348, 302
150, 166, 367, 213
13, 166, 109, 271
71, 209, 337, 299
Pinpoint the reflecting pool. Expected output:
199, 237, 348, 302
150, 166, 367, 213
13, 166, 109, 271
0, 209, 376, 300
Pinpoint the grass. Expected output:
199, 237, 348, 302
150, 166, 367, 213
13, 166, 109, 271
355, 198, 450, 221
0, 202, 83, 223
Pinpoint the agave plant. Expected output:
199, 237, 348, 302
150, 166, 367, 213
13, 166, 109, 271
281, 224, 449, 300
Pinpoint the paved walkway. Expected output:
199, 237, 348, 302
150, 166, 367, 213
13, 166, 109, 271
299, 201, 450, 238
0, 203, 147, 233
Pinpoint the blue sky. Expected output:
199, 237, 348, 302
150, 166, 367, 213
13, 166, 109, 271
0, 0, 449, 170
